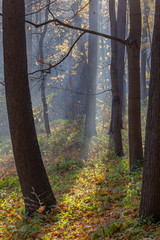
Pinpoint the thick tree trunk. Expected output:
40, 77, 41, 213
84, 0, 98, 138
127, 0, 143, 170
139, 0, 160, 222
109, 0, 123, 156
3, 0, 56, 215
39, 2, 51, 136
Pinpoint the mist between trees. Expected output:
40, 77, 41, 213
1, 0, 160, 236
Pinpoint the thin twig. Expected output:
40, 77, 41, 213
28, 32, 85, 75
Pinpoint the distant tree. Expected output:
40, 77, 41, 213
64, 42, 75, 119
39, 1, 51, 136
71, 0, 88, 117
3, 0, 56, 215
140, 0, 150, 102
26, 0, 33, 73
139, 0, 160, 221
127, 0, 143, 170
64, 1, 85, 120
84, 0, 98, 138
117, 0, 127, 123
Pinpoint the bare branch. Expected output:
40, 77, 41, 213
29, 32, 85, 75
0, 82, 5, 86
49, 86, 112, 96
25, 0, 56, 17
26, 18, 127, 46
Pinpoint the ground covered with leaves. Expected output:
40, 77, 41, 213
0, 118, 160, 239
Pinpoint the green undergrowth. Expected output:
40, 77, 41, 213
0, 117, 160, 239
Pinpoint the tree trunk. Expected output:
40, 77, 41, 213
39, 2, 51, 136
139, 0, 160, 222
140, 0, 149, 102
84, 0, 98, 138
117, 0, 127, 127
3, 0, 56, 215
41, 73, 51, 135
141, 46, 147, 102
64, 34, 74, 119
71, 0, 87, 117
109, 0, 123, 156
26, 0, 33, 73
127, 0, 143, 170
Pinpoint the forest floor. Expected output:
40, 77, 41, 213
0, 117, 160, 239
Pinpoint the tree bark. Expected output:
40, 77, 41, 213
139, 0, 160, 222
3, 0, 56, 215
127, 0, 143, 170
109, 0, 123, 156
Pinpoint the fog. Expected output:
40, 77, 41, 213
0, 0, 152, 141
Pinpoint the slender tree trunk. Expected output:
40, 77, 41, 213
141, 46, 147, 102
3, 0, 56, 215
84, 0, 98, 138
117, 0, 127, 127
64, 34, 74, 119
41, 72, 51, 135
109, 0, 123, 156
109, 0, 126, 133
26, 0, 33, 73
140, 0, 149, 102
39, 2, 51, 136
127, 0, 143, 170
75, 37, 88, 116
68, 67, 75, 119
139, 0, 160, 222
123, 73, 127, 115
71, 0, 87, 116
